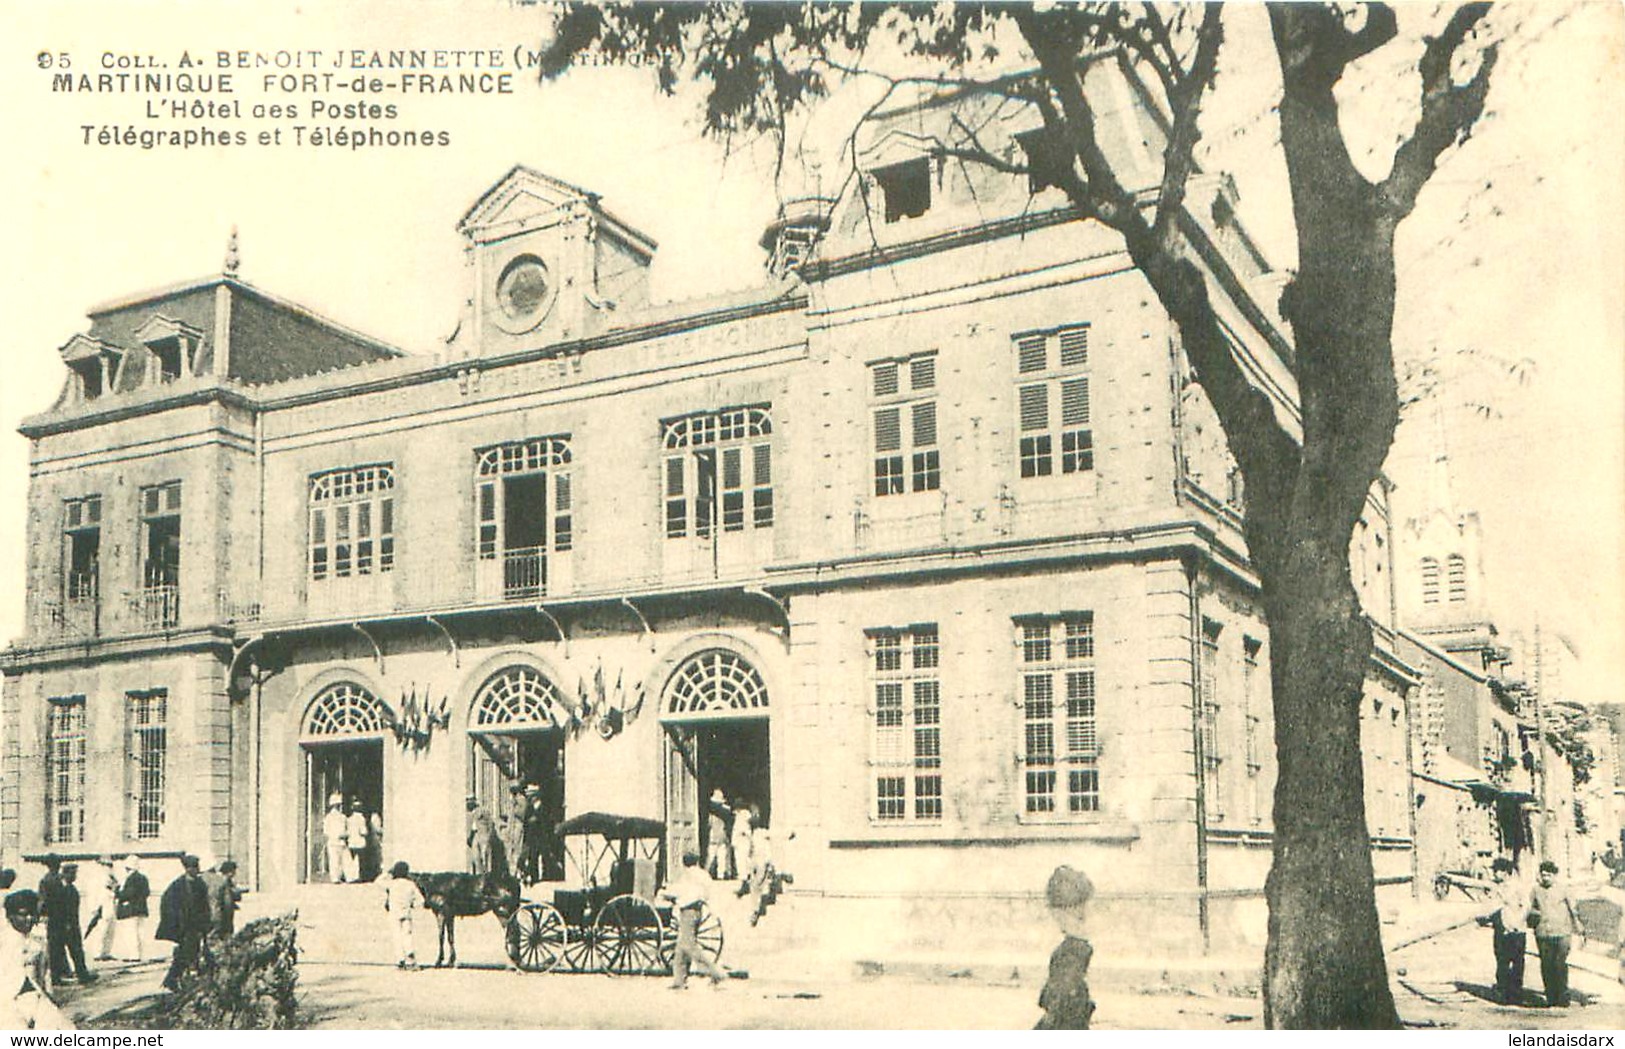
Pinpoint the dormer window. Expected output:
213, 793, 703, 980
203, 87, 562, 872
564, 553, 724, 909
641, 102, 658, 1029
1016, 128, 1071, 194
59, 335, 122, 404
152, 341, 185, 383
133, 315, 204, 386
873, 158, 931, 223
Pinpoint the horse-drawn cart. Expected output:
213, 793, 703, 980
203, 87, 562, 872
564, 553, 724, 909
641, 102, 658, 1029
505, 812, 723, 975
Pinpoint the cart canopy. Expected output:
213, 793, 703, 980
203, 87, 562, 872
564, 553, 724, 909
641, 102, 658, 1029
557, 812, 664, 841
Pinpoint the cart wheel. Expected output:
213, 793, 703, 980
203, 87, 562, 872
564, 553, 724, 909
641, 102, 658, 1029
595, 894, 665, 976
660, 904, 724, 974
506, 903, 568, 973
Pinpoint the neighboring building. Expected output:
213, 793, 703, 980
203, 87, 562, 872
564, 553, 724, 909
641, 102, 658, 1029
0, 56, 1416, 958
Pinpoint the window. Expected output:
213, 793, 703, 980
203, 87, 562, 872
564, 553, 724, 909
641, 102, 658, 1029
1420, 557, 1440, 605
309, 465, 395, 581
1017, 614, 1099, 815
139, 481, 181, 629
868, 625, 942, 821
1243, 637, 1263, 825
1016, 128, 1071, 194
476, 437, 572, 600
1014, 325, 1093, 478
46, 696, 87, 845
871, 355, 939, 496
1446, 554, 1468, 603
1200, 619, 1223, 823
872, 158, 931, 222
127, 690, 167, 840
62, 495, 101, 606
663, 407, 773, 539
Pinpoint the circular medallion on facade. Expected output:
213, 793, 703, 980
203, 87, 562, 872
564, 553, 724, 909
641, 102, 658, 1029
494, 254, 554, 333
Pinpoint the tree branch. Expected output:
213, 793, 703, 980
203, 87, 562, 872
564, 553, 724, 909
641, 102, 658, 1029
1151, 4, 1223, 248
1379, 3, 1498, 221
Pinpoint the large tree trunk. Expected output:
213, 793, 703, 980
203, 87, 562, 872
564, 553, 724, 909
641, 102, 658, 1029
1254, 516, 1400, 1028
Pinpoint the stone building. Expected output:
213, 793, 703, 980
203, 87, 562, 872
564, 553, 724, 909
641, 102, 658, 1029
1, 61, 1417, 959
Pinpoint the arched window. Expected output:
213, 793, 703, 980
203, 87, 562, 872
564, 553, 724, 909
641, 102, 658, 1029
304, 682, 390, 740
471, 665, 567, 730
1446, 554, 1468, 603
1420, 557, 1440, 606
664, 650, 769, 717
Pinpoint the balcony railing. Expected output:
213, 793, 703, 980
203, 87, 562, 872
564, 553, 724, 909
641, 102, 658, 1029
217, 587, 262, 626
502, 546, 546, 600
139, 584, 180, 630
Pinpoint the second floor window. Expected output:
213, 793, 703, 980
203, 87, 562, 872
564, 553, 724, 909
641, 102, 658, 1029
127, 690, 167, 840
309, 465, 395, 581
663, 407, 773, 539
62, 495, 102, 604
476, 437, 572, 600
871, 355, 939, 496
140, 482, 181, 629
46, 696, 87, 845
1014, 325, 1093, 478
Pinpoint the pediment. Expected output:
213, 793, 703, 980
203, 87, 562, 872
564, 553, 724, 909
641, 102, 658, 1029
458, 165, 596, 237
133, 314, 204, 347
59, 334, 121, 363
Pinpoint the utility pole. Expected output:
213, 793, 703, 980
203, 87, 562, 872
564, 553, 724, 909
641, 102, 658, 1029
1532, 622, 1553, 865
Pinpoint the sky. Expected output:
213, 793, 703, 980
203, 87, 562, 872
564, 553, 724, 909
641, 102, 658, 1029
1, 1, 1620, 704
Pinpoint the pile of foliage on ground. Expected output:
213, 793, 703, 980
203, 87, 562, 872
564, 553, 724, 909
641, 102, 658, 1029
162, 915, 301, 1029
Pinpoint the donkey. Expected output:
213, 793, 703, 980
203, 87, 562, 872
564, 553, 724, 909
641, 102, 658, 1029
409, 871, 521, 969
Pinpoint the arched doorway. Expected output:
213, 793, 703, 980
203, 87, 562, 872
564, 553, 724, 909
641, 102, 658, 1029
301, 682, 389, 883
661, 649, 771, 868
468, 665, 568, 882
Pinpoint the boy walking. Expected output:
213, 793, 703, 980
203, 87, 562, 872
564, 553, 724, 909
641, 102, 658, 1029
382, 861, 423, 969
662, 852, 726, 990
1036, 865, 1095, 1029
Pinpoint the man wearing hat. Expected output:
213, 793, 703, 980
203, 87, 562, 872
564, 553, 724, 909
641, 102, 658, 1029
41, 860, 94, 986
157, 855, 211, 991
322, 793, 349, 883
519, 783, 549, 886
1528, 859, 1581, 1007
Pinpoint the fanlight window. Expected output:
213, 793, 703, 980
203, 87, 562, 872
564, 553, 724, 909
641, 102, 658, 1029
664, 650, 769, 717
304, 683, 391, 740
471, 666, 567, 730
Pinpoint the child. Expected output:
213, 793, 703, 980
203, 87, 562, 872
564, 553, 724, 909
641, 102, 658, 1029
382, 861, 423, 969
1036, 865, 1095, 1030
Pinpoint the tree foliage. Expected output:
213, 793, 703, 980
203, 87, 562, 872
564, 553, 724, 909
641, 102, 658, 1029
538, 1, 1504, 1028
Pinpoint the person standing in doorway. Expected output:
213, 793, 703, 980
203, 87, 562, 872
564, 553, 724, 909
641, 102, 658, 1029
1528, 860, 1581, 1008
1478, 858, 1530, 1005
704, 790, 734, 882
467, 796, 497, 877
346, 804, 370, 884
114, 857, 150, 962
322, 793, 349, 884
731, 803, 755, 898
520, 784, 547, 886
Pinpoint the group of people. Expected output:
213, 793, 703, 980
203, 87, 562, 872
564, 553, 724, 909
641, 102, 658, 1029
703, 789, 778, 925
322, 793, 385, 883
0, 851, 240, 1028
36, 855, 152, 985
465, 785, 558, 885
1479, 858, 1582, 1007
